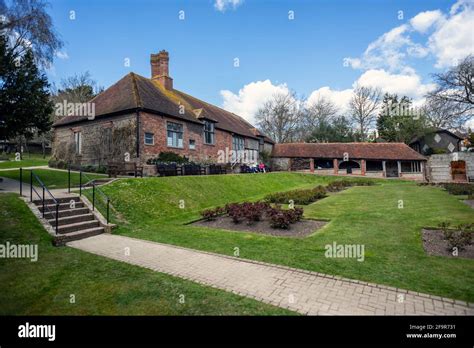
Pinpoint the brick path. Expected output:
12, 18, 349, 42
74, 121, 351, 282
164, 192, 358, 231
68, 234, 474, 315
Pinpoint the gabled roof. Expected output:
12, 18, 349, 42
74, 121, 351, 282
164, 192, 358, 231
409, 129, 463, 144
53, 72, 272, 141
272, 142, 427, 161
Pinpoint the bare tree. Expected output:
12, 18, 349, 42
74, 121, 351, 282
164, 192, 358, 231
427, 55, 474, 113
0, 0, 63, 67
52, 71, 104, 105
255, 91, 302, 143
303, 96, 338, 129
422, 97, 469, 129
349, 85, 382, 141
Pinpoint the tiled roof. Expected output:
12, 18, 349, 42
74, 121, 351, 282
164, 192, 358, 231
272, 142, 427, 161
53, 73, 273, 142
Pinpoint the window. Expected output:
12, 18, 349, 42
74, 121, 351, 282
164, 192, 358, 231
366, 160, 383, 171
401, 161, 421, 173
315, 159, 333, 169
204, 121, 215, 144
104, 128, 112, 152
189, 139, 196, 150
232, 135, 245, 151
144, 132, 154, 145
74, 131, 82, 155
167, 122, 183, 148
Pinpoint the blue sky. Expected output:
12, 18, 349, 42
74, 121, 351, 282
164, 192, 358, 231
47, 0, 474, 123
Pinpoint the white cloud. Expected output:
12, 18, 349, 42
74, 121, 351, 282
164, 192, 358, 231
55, 51, 69, 60
428, 1, 474, 68
220, 80, 290, 124
214, 0, 244, 12
344, 24, 413, 71
356, 69, 436, 102
410, 10, 443, 33
344, 0, 474, 71
220, 68, 436, 121
306, 87, 353, 115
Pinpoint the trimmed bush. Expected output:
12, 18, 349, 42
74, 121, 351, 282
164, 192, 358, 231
147, 152, 189, 165
201, 202, 304, 229
443, 183, 474, 196
265, 185, 327, 205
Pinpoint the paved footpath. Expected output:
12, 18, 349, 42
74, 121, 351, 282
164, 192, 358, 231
68, 234, 474, 315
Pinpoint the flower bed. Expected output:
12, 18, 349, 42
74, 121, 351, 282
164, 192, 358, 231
197, 201, 325, 236
422, 222, 474, 259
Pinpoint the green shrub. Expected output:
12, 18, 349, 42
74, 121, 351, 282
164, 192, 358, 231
443, 183, 474, 195
264, 185, 327, 205
147, 152, 189, 164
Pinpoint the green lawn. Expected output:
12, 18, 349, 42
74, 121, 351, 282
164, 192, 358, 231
0, 168, 106, 189
0, 193, 294, 315
0, 153, 50, 169
93, 173, 474, 302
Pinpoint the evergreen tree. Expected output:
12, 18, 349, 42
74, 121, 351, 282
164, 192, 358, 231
0, 34, 53, 149
377, 93, 430, 143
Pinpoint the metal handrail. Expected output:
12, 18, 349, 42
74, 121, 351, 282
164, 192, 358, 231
22, 168, 60, 234
68, 165, 111, 224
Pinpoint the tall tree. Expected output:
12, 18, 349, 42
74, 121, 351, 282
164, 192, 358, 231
0, 0, 63, 68
423, 96, 469, 129
255, 91, 302, 143
349, 85, 381, 141
0, 35, 53, 154
376, 93, 429, 143
427, 55, 474, 113
305, 116, 355, 143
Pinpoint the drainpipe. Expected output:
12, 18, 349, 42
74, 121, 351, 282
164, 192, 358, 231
136, 110, 140, 160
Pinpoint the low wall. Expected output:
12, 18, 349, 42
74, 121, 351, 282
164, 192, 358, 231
399, 172, 424, 180
427, 152, 474, 183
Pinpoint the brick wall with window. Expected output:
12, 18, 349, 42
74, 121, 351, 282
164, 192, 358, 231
139, 111, 232, 163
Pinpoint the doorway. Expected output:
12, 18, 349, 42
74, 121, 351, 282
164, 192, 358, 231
385, 161, 399, 177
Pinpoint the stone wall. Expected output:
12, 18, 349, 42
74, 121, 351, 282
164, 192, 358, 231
52, 114, 137, 167
272, 157, 291, 171
427, 152, 474, 182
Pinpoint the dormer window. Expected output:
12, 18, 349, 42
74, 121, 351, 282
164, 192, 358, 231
204, 121, 215, 145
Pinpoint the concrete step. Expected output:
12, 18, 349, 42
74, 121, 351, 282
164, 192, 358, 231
43, 207, 90, 219
53, 227, 104, 246
33, 196, 81, 205
38, 201, 85, 212
57, 220, 99, 234
48, 213, 94, 227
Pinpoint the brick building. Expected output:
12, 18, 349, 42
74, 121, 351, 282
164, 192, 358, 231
51, 50, 274, 170
272, 142, 427, 180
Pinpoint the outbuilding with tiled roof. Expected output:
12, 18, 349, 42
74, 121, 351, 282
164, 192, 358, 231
272, 142, 427, 180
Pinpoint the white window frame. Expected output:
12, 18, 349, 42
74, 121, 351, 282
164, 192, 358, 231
74, 131, 82, 155
167, 122, 184, 148
232, 135, 245, 151
189, 139, 196, 150
144, 132, 154, 145
204, 121, 215, 145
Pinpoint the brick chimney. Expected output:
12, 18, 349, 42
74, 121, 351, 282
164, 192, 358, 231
151, 50, 173, 90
